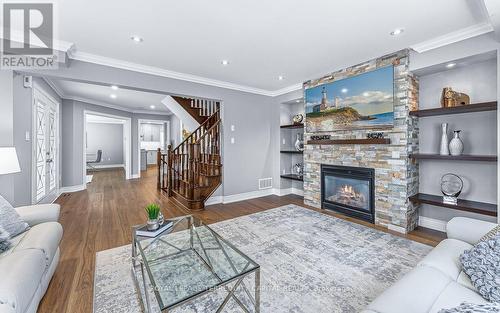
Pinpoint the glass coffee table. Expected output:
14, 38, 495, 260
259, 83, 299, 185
132, 215, 260, 313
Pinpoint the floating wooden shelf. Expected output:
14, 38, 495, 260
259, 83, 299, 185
280, 174, 304, 181
280, 150, 303, 154
409, 101, 497, 117
410, 154, 497, 162
307, 138, 391, 145
280, 123, 304, 129
409, 193, 497, 217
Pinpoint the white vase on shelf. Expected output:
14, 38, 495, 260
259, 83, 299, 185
439, 123, 449, 155
449, 130, 464, 156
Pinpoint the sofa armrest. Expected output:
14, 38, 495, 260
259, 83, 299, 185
446, 217, 497, 245
14, 204, 60, 226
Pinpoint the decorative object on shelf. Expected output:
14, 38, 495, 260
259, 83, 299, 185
292, 113, 304, 124
440, 123, 450, 155
293, 163, 303, 177
294, 133, 304, 151
367, 132, 384, 139
449, 130, 464, 156
441, 87, 471, 108
441, 173, 463, 205
311, 135, 331, 141
145, 203, 164, 231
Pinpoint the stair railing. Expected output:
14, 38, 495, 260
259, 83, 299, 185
158, 102, 220, 204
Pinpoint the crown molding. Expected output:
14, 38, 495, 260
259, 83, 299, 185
411, 22, 494, 53
70, 51, 301, 97
44, 78, 171, 116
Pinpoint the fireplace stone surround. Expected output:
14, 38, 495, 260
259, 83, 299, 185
303, 50, 419, 234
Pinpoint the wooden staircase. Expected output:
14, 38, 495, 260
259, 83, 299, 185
157, 97, 221, 211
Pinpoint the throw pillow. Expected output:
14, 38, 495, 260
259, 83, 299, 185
460, 234, 500, 302
0, 195, 29, 237
480, 225, 500, 242
0, 226, 12, 253
438, 302, 500, 313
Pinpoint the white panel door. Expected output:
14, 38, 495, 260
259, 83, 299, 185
33, 87, 59, 204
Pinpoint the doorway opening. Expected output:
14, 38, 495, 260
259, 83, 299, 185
84, 112, 132, 184
137, 119, 170, 177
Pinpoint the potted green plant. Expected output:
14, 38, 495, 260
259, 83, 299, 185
145, 204, 163, 231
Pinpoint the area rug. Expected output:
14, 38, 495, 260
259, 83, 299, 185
93, 205, 432, 313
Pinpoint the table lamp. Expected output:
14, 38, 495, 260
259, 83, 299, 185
0, 147, 21, 175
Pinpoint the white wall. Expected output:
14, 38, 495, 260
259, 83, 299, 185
0, 71, 14, 203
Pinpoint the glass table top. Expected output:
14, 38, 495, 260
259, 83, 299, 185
134, 215, 259, 310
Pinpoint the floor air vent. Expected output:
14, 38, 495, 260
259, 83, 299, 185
259, 178, 273, 190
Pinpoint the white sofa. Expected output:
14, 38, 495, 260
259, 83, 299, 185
363, 217, 498, 313
0, 204, 63, 313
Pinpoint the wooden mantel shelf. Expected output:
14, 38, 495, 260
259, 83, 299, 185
307, 138, 391, 145
410, 154, 497, 162
409, 193, 497, 217
409, 101, 497, 117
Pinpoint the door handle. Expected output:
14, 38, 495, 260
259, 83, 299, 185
46, 159, 53, 163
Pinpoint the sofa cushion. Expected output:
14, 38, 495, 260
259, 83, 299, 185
429, 282, 489, 313
13, 222, 62, 269
366, 266, 452, 313
418, 238, 473, 281
0, 249, 45, 313
14, 204, 60, 227
437, 302, 500, 313
460, 234, 500, 302
0, 195, 29, 237
0, 226, 11, 253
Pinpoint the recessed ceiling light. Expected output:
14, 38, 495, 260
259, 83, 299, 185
278, 75, 284, 80
446, 63, 456, 68
150, 105, 156, 109
111, 85, 118, 90
110, 94, 117, 99
390, 28, 404, 36
341, 88, 348, 93
131, 35, 143, 43
221, 60, 229, 66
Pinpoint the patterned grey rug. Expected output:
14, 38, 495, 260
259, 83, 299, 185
94, 205, 432, 313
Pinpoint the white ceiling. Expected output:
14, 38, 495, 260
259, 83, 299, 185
55, 0, 492, 94
49, 79, 171, 114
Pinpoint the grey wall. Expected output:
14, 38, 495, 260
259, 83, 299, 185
417, 58, 497, 223
86, 123, 124, 165
0, 71, 14, 203
60, 99, 171, 187
28, 60, 275, 197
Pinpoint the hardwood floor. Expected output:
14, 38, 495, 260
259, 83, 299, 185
38, 167, 445, 313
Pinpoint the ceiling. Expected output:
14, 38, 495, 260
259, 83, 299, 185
54, 0, 492, 94
48, 79, 171, 114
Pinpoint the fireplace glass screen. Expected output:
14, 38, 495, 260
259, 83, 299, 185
324, 176, 370, 212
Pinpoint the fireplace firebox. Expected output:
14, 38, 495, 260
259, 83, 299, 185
321, 164, 375, 223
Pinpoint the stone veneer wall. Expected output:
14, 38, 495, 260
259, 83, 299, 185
303, 49, 420, 234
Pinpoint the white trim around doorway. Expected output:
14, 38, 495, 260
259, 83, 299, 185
83, 110, 132, 183
136, 119, 170, 178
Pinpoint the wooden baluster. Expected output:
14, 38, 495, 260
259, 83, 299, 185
167, 145, 172, 196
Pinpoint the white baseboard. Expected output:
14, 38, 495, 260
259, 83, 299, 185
205, 188, 304, 206
92, 164, 124, 169
59, 184, 87, 193
205, 196, 223, 206
223, 188, 275, 204
418, 216, 447, 232
275, 188, 304, 196
130, 174, 140, 179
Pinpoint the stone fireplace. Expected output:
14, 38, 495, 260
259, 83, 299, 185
322, 165, 375, 223
303, 50, 419, 234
